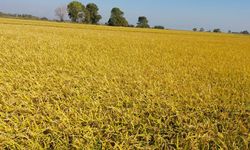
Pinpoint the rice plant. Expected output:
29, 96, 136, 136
0, 18, 249, 149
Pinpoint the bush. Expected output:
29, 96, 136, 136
241, 30, 249, 34
154, 26, 165, 29
199, 28, 205, 32
213, 28, 221, 33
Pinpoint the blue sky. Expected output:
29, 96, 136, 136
0, 0, 250, 31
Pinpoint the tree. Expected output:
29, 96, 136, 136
228, 30, 232, 33
40, 17, 48, 21
241, 30, 249, 34
137, 16, 150, 28
55, 6, 67, 22
83, 9, 90, 23
213, 28, 221, 33
108, 7, 128, 27
193, 28, 197, 31
154, 26, 165, 29
86, 3, 102, 24
67, 1, 85, 22
199, 28, 205, 32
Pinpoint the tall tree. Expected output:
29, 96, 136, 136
55, 6, 67, 22
67, 1, 85, 22
86, 3, 102, 24
83, 9, 91, 23
108, 7, 128, 27
137, 16, 150, 28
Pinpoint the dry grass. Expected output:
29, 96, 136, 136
0, 18, 249, 149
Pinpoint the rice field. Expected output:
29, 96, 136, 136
0, 18, 249, 149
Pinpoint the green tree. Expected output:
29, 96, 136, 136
86, 3, 102, 24
137, 16, 150, 28
83, 9, 91, 23
108, 7, 128, 27
67, 1, 83, 22
67, 1, 85, 22
193, 28, 197, 31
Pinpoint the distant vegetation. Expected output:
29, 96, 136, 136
241, 30, 249, 34
0, 11, 47, 20
192, 26, 249, 35
0, 0, 249, 34
55, 6, 67, 22
154, 26, 165, 29
137, 16, 150, 28
199, 28, 205, 32
213, 28, 221, 33
107, 7, 128, 27
65, 1, 151, 28
192, 28, 198, 32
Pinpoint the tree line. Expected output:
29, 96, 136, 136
0, 11, 48, 20
55, 1, 164, 29
192, 27, 249, 34
193, 28, 222, 33
54, 1, 249, 34
0, 0, 248, 33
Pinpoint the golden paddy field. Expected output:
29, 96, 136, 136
0, 18, 249, 149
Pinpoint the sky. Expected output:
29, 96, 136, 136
0, 0, 250, 31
